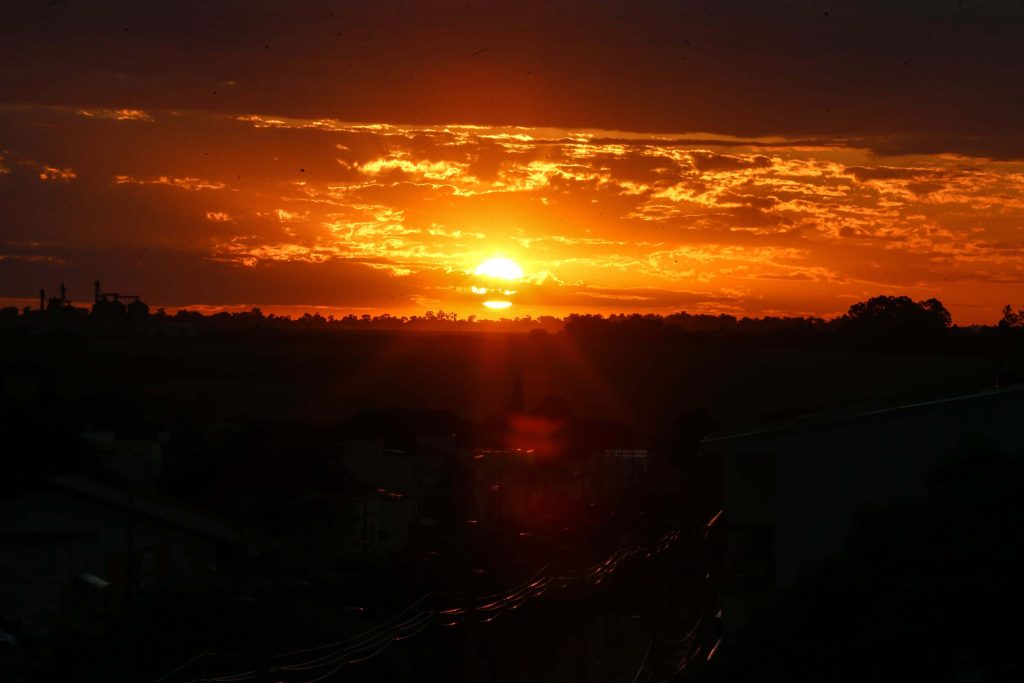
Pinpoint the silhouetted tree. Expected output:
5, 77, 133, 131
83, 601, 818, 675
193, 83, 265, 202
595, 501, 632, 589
837, 295, 951, 344
563, 313, 608, 338
999, 304, 1024, 329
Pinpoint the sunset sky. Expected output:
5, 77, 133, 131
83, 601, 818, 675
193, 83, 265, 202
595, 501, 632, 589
2, 1, 1024, 324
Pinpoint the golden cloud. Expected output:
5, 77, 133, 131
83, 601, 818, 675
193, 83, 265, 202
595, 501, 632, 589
79, 108, 153, 122
114, 175, 225, 190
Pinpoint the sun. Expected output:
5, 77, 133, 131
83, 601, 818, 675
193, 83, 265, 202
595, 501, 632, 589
472, 257, 523, 311
474, 257, 523, 281
483, 300, 513, 310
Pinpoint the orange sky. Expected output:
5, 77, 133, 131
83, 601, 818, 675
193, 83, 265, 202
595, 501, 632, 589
2, 107, 1024, 324
2, 2, 1024, 324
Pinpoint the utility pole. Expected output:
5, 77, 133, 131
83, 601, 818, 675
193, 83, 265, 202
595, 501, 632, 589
126, 488, 135, 609
362, 496, 370, 557
578, 623, 588, 683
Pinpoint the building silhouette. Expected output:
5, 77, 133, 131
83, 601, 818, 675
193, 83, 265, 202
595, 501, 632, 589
702, 385, 1024, 633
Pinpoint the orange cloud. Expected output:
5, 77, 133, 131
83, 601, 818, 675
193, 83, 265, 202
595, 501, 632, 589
6, 106, 1024, 323
79, 108, 153, 122
38, 166, 76, 182
114, 175, 225, 190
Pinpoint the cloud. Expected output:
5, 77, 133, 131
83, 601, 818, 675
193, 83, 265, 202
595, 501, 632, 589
0, 151, 78, 182
843, 166, 943, 183
79, 108, 153, 122
357, 153, 471, 181
38, 165, 77, 182
6, 1, 1024, 159
114, 175, 225, 190
690, 152, 772, 173
4, 105, 1024, 323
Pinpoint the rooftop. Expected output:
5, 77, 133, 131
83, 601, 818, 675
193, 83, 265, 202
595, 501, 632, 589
701, 384, 1024, 448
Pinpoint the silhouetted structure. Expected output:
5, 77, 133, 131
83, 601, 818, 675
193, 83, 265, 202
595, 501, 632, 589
702, 384, 1024, 634
0, 476, 244, 622
508, 372, 525, 413
40, 283, 74, 313
89, 280, 148, 322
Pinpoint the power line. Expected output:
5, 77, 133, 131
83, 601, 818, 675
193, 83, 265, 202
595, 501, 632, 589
170, 523, 688, 682
630, 638, 655, 683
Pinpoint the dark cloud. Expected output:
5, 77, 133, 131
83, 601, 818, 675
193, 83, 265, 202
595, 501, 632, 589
517, 283, 740, 310
0, 242, 419, 308
691, 153, 772, 173
754, 272, 816, 281
2, 1, 1023, 158
844, 166, 944, 183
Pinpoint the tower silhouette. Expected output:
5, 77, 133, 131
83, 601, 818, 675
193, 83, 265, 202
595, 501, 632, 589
508, 372, 525, 413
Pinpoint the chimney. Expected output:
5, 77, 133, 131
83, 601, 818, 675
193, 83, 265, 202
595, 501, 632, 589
40, 289, 45, 312
94, 280, 101, 303
60, 283, 66, 305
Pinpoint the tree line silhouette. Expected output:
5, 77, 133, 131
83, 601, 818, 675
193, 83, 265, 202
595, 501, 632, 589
5, 294, 1024, 348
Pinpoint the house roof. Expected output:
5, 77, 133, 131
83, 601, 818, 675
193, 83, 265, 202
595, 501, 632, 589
700, 384, 1024, 448
47, 476, 240, 544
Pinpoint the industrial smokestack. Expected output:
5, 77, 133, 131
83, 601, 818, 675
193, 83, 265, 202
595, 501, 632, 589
94, 280, 101, 303
40, 289, 45, 312
60, 283, 66, 305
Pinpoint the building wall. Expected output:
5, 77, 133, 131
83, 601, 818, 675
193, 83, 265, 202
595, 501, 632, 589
772, 390, 1024, 587
710, 388, 1024, 631
716, 389, 1024, 593
341, 493, 415, 555
343, 440, 450, 518
0, 485, 222, 620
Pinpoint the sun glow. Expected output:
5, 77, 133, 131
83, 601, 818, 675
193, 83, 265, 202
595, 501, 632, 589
474, 257, 523, 281
473, 258, 522, 312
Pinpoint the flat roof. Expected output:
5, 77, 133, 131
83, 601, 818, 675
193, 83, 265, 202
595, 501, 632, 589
48, 476, 240, 543
700, 384, 1024, 447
